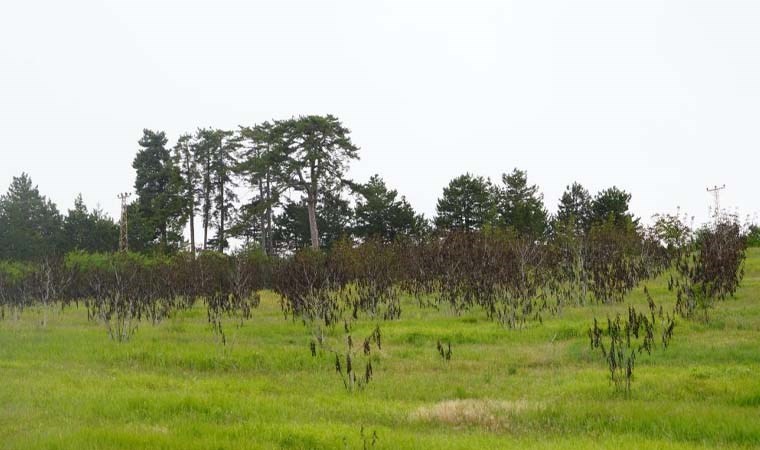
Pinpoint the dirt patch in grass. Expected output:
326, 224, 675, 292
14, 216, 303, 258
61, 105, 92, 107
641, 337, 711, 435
411, 399, 544, 431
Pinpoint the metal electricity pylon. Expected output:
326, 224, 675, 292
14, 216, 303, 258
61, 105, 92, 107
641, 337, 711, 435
117, 192, 131, 252
706, 184, 726, 220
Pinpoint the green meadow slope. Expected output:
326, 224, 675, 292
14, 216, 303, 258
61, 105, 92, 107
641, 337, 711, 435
1, 249, 759, 449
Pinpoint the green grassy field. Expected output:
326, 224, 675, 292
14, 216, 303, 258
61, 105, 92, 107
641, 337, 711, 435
1, 249, 759, 449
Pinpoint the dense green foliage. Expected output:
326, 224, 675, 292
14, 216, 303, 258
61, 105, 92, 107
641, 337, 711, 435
494, 169, 549, 238
353, 175, 427, 243
555, 182, 593, 233
434, 173, 496, 232
274, 191, 353, 252
590, 186, 637, 228
63, 194, 120, 253
235, 121, 284, 255
132, 129, 186, 252
747, 224, 760, 247
0, 175, 119, 259
276, 115, 360, 249
0, 173, 63, 260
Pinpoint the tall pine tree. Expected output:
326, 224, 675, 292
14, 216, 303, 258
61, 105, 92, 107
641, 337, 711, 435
192, 128, 239, 252
591, 186, 638, 228
277, 115, 359, 249
235, 121, 286, 255
173, 133, 200, 256
353, 175, 427, 242
434, 173, 496, 232
554, 182, 593, 234
0, 173, 63, 260
210, 129, 239, 252
62, 194, 119, 253
495, 169, 548, 238
132, 129, 185, 253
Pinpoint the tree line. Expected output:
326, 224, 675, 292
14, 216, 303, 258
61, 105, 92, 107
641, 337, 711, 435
0, 114, 665, 261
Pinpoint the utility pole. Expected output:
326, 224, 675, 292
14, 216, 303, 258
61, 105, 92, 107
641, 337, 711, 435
117, 192, 131, 252
706, 184, 726, 219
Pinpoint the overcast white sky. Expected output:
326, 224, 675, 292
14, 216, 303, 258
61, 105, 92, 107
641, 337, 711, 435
1, 0, 758, 227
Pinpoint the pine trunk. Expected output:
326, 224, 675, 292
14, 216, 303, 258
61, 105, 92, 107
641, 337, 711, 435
219, 180, 225, 252
307, 191, 319, 249
189, 212, 196, 257
203, 211, 208, 250
258, 178, 266, 252
265, 172, 273, 255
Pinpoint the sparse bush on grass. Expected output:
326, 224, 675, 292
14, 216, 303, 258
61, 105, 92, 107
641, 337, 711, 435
671, 216, 747, 321
332, 322, 381, 392
589, 286, 676, 393
437, 340, 452, 362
